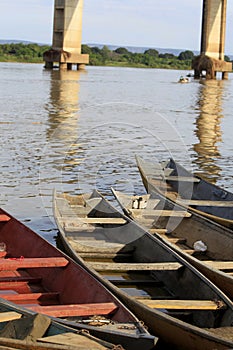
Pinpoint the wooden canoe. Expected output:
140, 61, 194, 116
54, 189, 233, 350
0, 208, 156, 350
111, 188, 233, 300
0, 298, 115, 350
135, 155, 233, 229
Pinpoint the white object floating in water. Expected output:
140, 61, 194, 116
193, 240, 207, 252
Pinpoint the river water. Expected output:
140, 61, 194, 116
1, 62, 233, 243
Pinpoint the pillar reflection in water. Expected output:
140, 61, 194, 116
193, 79, 224, 183
43, 69, 85, 189
46, 69, 81, 140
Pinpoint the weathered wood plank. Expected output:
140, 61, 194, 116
0, 312, 22, 322
1, 292, 59, 302
129, 209, 191, 218
0, 276, 42, 283
152, 176, 200, 183
90, 262, 182, 272
27, 302, 118, 317
138, 299, 225, 310
204, 261, 233, 270
0, 257, 68, 270
148, 228, 168, 234
63, 217, 127, 225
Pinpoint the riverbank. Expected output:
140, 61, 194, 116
0, 43, 193, 69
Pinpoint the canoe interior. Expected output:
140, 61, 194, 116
0, 299, 116, 350
136, 156, 233, 228
54, 190, 233, 349
111, 189, 233, 299
0, 208, 155, 350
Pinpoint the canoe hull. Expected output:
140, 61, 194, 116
54, 190, 233, 350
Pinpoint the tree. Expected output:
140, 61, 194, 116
144, 49, 159, 57
101, 45, 110, 62
159, 53, 175, 59
81, 44, 92, 54
178, 50, 194, 61
114, 47, 130, 55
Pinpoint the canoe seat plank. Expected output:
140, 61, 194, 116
138, 299, 225, 310
63, 217, 127, 225
1, 292, 59, 302
183, 249, 196, 255
151, 176, 200, 183
129, 209, 191, 218
0, 276, 42, 283
0, 311, 22, 322
0, 257, 68, 271
0, 215, 11, 222
149, 228, 168, 234
177, 199, 233, 207
90, 262, 182, 272
26, 302, 118, 317
204, 261, 233, 270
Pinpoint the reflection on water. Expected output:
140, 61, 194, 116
45, 69, 81, 140
193, 80, 224, 183
1, 63, 233, 239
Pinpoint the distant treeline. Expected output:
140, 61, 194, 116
0, 43, 231, 69
0, 43, 50, 63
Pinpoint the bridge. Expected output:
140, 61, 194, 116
44, 0, 232, 78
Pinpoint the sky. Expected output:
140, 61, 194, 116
1, 0, 233, 53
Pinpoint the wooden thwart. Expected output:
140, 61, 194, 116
0, 257, 68, 270
204, 261, 233, 270
90, 262, 182, 272
0, 276, 42, 283
151, 176, 200, 183
27, 302, 118, 317
129, 209, 191, 218
138, 299, 225, 310
149, 228, 168, 234
1, 292, 59, 302
64, 217, 127, 225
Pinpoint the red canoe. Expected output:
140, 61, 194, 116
0, 208, 156, 350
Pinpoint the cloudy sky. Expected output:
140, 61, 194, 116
1, 0, 233, 53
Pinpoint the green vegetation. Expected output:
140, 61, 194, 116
0, 43, 50, 63
0, 42, 206, 70
82, 45, 194, 70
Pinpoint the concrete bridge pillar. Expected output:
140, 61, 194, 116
44, 0, 89, 70
192, 0, 232, 79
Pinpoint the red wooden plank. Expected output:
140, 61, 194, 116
0, 281, 32, 293
27, 302, 118, 317
0, 276, 42, 283
1, 292, 59, 302
0, 257, 68, 270
0, 215, 11, 222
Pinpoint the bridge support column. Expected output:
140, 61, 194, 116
192, 0, 232, 79
43, 0, 89, 70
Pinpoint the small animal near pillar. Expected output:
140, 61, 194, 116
43, 0, 89, 70
192, 0, 232, 79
